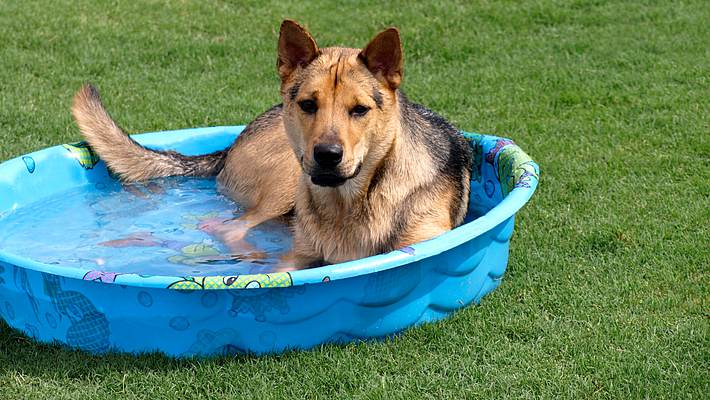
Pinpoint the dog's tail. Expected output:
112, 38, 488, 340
71, 84, 228, 182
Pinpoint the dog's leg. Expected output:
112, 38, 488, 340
202, 112, 300, 261
273, 231, 324, 271
205, 175, 296, 256
274, 250, 322, 272
201, 211, 320, 271
396, 219, 451, 250
198, 209, 277, 255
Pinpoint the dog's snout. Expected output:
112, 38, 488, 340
313, 143, 343, 168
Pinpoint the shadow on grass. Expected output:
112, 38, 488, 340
0, 318, 377, 378
0, 319, 265, 377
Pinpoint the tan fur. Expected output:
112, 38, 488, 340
70, 20, 471, 269
217, 107, 298, 215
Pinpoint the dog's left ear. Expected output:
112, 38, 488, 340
359, 28, 403, 89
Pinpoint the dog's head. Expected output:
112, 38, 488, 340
277, 20, 403, 188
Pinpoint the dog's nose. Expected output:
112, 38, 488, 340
313, 143, 343, 168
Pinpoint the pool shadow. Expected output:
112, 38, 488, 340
0, 319, 264, 377
0, 317, 401, 378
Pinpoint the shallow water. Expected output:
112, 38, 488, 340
0, 177, 293, 276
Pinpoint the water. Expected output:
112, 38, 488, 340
0, 177, 293, 276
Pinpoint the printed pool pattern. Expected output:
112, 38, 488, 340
0, 127, 538, 356
62, 142, 101, 170
167, 273, 293, 290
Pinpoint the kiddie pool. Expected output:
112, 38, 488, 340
0, 126, 538, 357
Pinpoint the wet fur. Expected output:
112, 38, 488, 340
71, 21, 472, 268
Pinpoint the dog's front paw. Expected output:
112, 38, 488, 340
219, 224, 250, 247
197, 217, 231, 235
274, 252, 322, 272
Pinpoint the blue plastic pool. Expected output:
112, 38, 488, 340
0, 126, 538, 356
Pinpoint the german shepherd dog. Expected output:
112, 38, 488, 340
71, 20, 472, 270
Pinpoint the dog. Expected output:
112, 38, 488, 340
71, 20, 473, 270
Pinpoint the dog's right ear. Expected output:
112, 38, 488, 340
277, 20, 320, 82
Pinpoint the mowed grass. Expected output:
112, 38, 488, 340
1, 0, 708, 398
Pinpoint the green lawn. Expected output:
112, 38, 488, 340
1, 0, 708, 398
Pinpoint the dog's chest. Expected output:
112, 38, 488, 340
296, 191, 397, 263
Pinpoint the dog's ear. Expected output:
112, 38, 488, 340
278, 20, 320, 82
359, 28, 403, 89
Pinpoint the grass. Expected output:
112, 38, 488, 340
0, 0, 708, 398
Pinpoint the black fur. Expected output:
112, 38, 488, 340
235, 103, 284, 143
366, 152, 389, 198
377, 184, 429, 254
163, 149, 230, 177
288, 74, 305, 101
399, 91, 472, 226
372, 87, 383, 109
372, 91, 472, 251
332, 54, 343, 90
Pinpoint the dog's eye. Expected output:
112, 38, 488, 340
298, 100, 318, 114
350, 105, 370, 117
